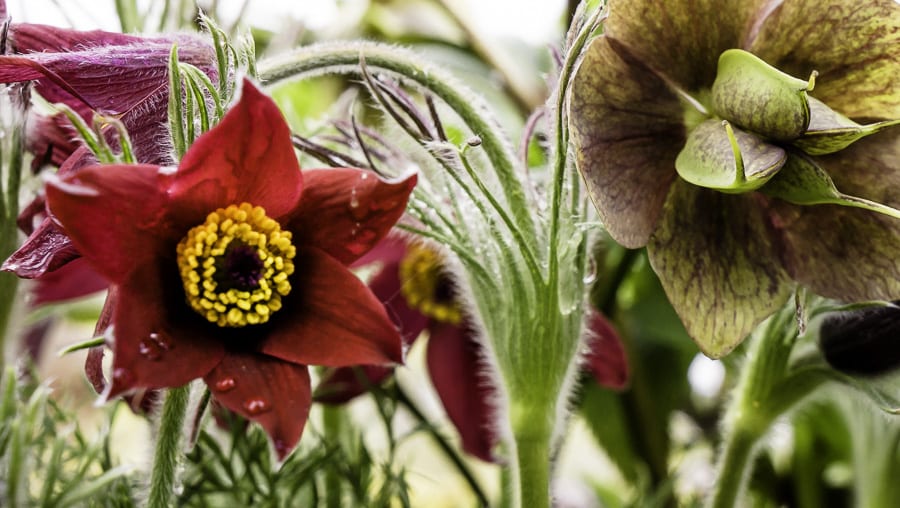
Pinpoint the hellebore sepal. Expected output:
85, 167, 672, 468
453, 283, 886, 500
569, 0, 900, 357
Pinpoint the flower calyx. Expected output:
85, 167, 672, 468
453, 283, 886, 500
177, 202, 296, 327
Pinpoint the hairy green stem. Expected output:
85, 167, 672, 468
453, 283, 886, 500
0, 99, 23, 366
257, 41, 537, 252
148, 385, 190, 508
510, 409, 554, 508
707, 308, 796, 508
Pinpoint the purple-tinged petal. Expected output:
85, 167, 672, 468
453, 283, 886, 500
569, 37, 683, 248
106, 264, 224, 398
168, 79, 301, 227
350, 233, 409, 269
44, 163, 176, 284
367, 250, 429, 343
605, 0, 769, 91
749, 0, 900, 120
426, 321, 497, 462
583, 312, 629, 390
289, 169, 417, 265
648, 181, 793, 358
261, 248, 403, 368
204, 352, 311, 460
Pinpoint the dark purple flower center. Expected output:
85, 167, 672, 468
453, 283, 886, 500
217, 243, 264, 291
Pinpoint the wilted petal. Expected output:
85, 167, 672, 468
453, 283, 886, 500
584, 311, 629, 390
204, 352, 311, 460
749, 0, 900, 119
261, 248, 403, 367
569, 36, 683, 248
288, 169, 417, 265
606, 0, 768, 90
168, 79, 302, 226
2, 218, 79, 278
106, 264, 224, 398
426, 321, 497, 462
675, 119, 785, 192
648, 181, 792, 357
44, 164, 174, 283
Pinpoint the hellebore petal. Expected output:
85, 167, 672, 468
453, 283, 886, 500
675, 119, 786, 192
763, 153, 900, 219
584, 311, 629, 390
44, 164, 174, 284
169, 79, 301, 226
749, 0, 900, 120
261, 248, 403, 368
426, 321, 497, 462
204, 352, 312, 460
711, 49, 813, 141
794, 97, 900, 156
569, 36, 683, 248
106, 264, 224, 398
605, 0, 768, 91
288, 169, 418, 265
648, 181, 792, 357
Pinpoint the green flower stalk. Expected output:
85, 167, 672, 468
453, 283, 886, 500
569, 0, 900, 357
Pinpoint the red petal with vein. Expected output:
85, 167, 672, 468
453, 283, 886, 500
584, 312, 630, 390
427, 321, 497, 462
204, 352, 312, 460
106, 264, 224, 398
44, 164, 175, 284
288, 169, 417, 265
168, 79, 301, 226
261, 248, 403, 368
32, 257, 107, 306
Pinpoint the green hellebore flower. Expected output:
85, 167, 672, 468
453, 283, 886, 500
569, 0, 900, 357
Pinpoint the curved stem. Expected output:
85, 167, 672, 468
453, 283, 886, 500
395, 383, 490, 507
148, 385, 190, 508
257, 42, 536, 251
709, 428, 757, 508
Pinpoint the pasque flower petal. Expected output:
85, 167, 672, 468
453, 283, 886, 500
261, 247, 403, 367
569, 37, 683, 248
426, 321, 497, 462
31, 257, 106, 305
106, 264, 224, 398
648, 181, 793, 357
204, 352, 312, 460
2, 218, 79, 277
749, 0, 900, 120
584, 311, 630, 390
167, 79, 302, 227
287, 168, 418, 265
44, 163, 175, 284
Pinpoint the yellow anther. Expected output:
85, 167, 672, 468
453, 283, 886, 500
176, 203, 296, 328
398, 242, 462, 325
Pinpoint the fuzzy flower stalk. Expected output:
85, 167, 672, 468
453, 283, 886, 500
257, 7, 613, 505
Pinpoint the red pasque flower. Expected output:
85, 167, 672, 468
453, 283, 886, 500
316, 236, 629, 461
43, 78, 417, 459
0, 5, 217, 280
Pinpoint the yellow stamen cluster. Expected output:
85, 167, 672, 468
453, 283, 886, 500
176, 203, 296, 327
399, 242, 462, 325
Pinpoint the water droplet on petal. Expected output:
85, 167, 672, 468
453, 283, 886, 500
215, 377, 236, 392
360, 173, 369, 180
149, 332, 174, 351
112, 367, 133, 386
243, 397, 270, 415
273, 439, 290, 458
349, 189, 360, 209
138, 339, 163, 361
